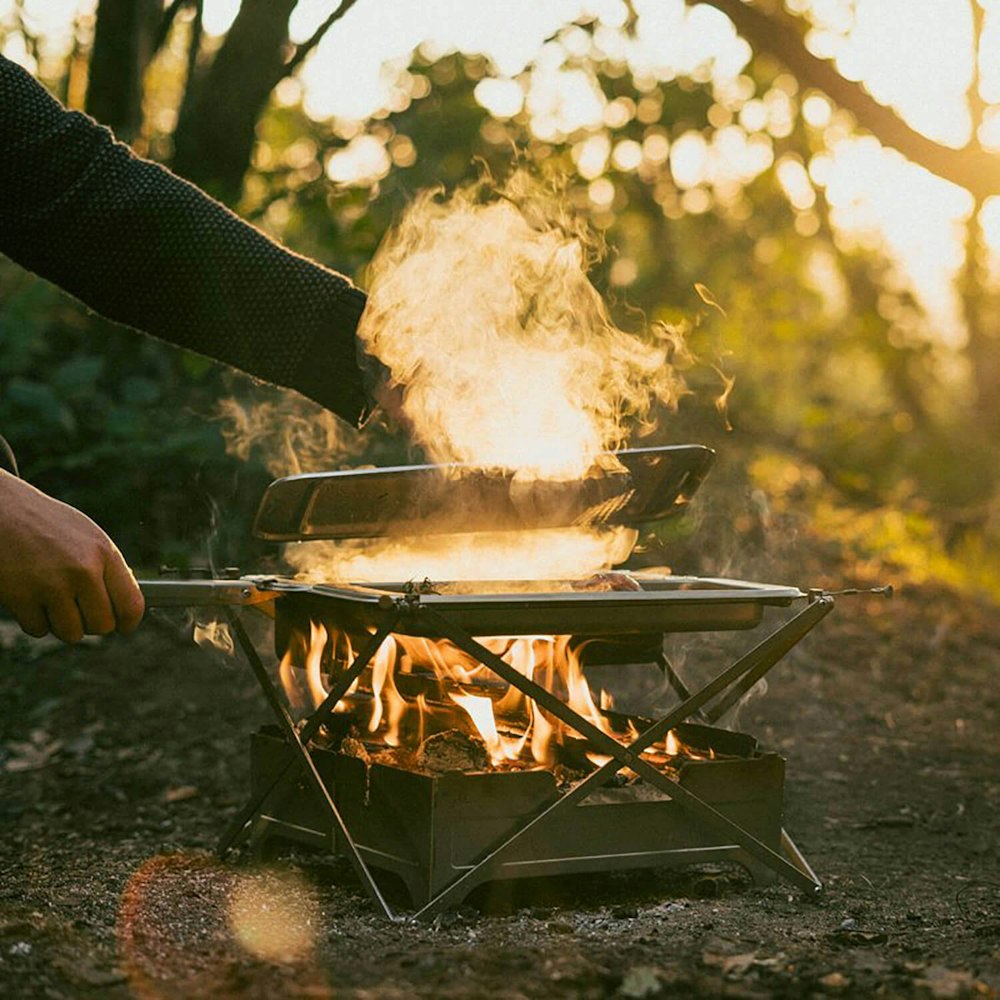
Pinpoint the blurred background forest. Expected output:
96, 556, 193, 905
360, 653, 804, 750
2, 0, 1000, 592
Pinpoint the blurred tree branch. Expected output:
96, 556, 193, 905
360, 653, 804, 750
966, 0, 988, 132
697, 0, 1000, 201
153, 0, 193, 55
280, 0, 362, 82
172, 0, 296, 199
171, 0, 362, 202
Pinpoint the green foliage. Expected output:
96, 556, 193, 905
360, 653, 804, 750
3, 19, 997, 579
241, 47, 1000, 567
0, 265, 273, 569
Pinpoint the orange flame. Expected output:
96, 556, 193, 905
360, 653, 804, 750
277, 620, 709, 776
304, 622, 328, 708
449, 692, 504, 762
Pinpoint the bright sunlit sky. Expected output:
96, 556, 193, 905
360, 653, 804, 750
3, 0, 998, 338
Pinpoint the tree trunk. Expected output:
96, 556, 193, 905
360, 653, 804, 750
86, 0, 161, 139
961, 211, 1000, 438
171, 0, 297, 202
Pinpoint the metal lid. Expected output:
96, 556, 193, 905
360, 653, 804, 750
252, 444, 715, 542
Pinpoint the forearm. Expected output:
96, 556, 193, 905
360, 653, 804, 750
0, 56, 368, 425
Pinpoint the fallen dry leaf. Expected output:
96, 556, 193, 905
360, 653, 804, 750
915, 966, 979, 999
619, 965, 662, 998
164, 785, 199, 803
820, 971, 851, 991
721, 952, 757, 978
5, 730, 63, 772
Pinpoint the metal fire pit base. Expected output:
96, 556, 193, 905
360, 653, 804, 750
248, 724, 787, 907
218, 591, 832, 919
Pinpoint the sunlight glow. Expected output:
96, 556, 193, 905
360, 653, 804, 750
527, 65, 606, 140
324, 134, 391, 186
1, 0, 90, 68
670, 131, 709, 189
203, 0, 240, 37
978, 196, 1000, 282
822, 136, 974, 340
573, 133, 612, 180
776, 156, 816, 212
474, 77, 525, 119
811, 0, 974, 147
6, 0, 995, 334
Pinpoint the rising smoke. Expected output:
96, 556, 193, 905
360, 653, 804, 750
357, 171, 689, 478
229, 172, 691, 582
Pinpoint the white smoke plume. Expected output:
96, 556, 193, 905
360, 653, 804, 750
357, 171, 689, 479
228, 172, 691, 583
217, 395, 363, 478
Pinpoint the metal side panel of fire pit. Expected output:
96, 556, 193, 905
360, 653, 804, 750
249, 728, 786, 907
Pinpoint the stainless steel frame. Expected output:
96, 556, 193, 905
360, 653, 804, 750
202, 583, 834, 919
140, 574, 804, 636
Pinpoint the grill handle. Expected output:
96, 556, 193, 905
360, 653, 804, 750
138, 579, 278, 609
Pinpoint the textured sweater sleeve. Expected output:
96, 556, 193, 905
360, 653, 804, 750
0, 55, 369, 426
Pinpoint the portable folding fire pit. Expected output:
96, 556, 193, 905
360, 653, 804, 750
140, 445, 852, 922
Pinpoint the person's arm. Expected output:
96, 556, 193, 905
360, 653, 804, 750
0, 55, 369, 425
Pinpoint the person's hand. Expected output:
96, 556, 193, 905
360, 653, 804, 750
0, 471, 144, 642
357, 342, 413, 435
371, 375, 413, 436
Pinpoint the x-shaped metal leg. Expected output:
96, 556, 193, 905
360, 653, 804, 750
411, 596, 833, 920
223, 609, 402, 921
222, 595, 831, 921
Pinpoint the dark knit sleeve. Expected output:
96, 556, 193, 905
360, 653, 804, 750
0, 55, 369, 426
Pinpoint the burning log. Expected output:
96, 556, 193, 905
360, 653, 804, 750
415, 730, 490, 774
279, 600, 756, 788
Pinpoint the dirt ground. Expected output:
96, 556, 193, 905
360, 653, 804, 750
1, 555, 999, 999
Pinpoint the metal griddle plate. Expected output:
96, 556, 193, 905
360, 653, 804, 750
252, 445, 715, 542
267, 575, 805, 638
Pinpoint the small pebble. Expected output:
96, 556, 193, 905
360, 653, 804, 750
431, 910, 464, 930
839, 917, 858, 931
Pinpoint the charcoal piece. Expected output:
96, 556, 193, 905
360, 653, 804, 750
340, 737, 371, 765
552, 763, 587, 789
415, 730, 490, 774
